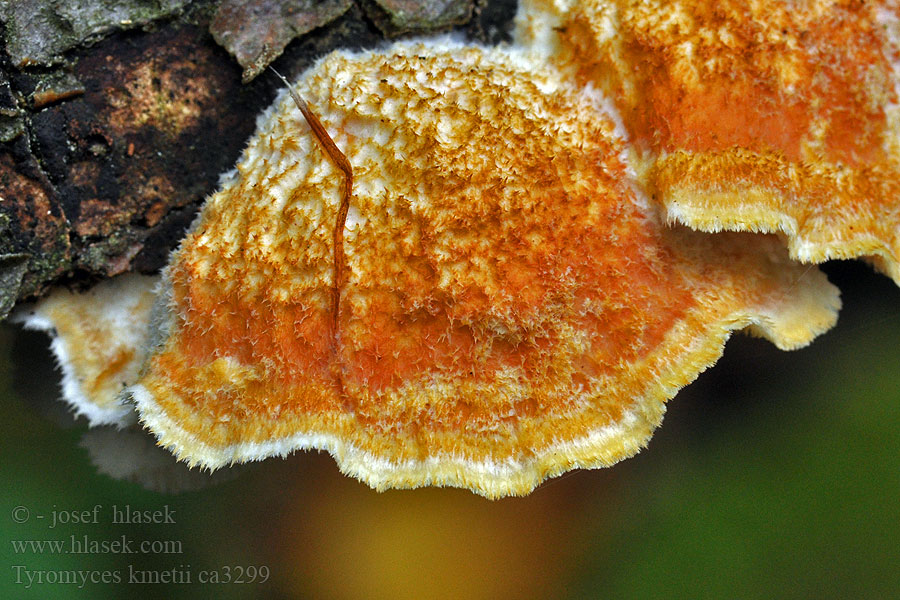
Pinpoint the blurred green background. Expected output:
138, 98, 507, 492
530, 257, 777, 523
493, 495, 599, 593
1, 261, 898, 599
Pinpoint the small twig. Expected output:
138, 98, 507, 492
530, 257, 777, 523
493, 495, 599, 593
270, 67, 353, 349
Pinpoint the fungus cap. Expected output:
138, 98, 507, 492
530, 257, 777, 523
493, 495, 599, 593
519, 0, 900, 283
126, 42, 840, 498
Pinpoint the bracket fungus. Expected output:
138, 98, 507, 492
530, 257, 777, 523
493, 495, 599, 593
21, 41, 837, 498
13, 274, 156, 427
19, 0, 900, 498
519, 0, 900, 284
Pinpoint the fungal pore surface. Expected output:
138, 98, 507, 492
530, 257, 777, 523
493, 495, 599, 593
15, 0, 900, 498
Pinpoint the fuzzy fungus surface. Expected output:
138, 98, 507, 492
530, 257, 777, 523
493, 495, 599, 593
124, 42, 840, 497
23, 0, 900, 498
13, 274, 156, 426
519, 0, 900, 283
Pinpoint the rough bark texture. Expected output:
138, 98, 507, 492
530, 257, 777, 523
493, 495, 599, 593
0, 0, 517, 319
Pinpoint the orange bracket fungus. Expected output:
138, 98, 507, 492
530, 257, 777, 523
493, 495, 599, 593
519, 0, 900, 283
121, 42, 837, 498
23, 0, 900, 498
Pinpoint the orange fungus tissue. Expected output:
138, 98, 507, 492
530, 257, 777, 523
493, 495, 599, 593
27, 0, 900, 497
519, 0, 900, 283
122, 42, 838, 497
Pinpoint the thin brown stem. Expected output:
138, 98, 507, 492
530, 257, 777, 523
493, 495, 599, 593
271, 68, 353, 348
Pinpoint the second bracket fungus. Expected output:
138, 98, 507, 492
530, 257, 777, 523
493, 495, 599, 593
123, 42, 839, 497
519, 0, 900, 283
13, 274, 156, 426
